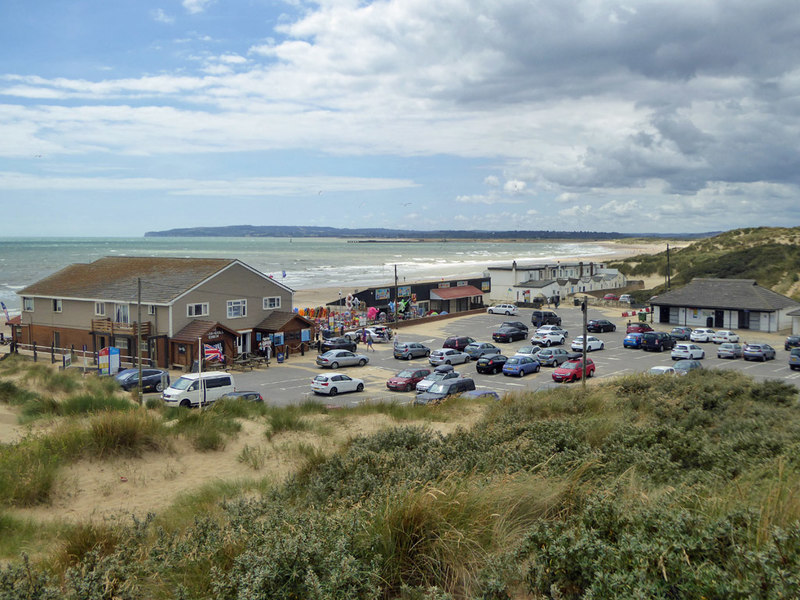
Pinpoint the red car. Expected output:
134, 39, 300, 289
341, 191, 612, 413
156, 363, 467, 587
603, 293, 619, 301
386, 368, 431, 392
552, 358, 595, 383
626, 322, 654, 334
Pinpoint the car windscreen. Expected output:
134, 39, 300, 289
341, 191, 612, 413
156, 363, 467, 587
427, 383, 447, 393
396, 370, 415, 378
171, 377, 196, 391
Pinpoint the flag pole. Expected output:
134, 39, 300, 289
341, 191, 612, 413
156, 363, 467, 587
198, 337, 203, 410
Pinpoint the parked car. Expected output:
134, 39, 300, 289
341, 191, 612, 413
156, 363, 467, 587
429, 348, 470, 366
443, 336, 476, 351
536, 324, 569, 337
649, 366, 676, 375
690, 328, 715, 343
475, 354, 508, 374
461, 390, 501, 401
514, 346, 542, 359
570, 336, 604, 352
531, 331, 566, 347
552, 358, 595, 382
320, 337, 357, 352
531, 310, 561, 327
537, 348, 577, 367
114, 368, 170, 392
669, 326, 693, 340
587, 319, 616, 333
743, 343, 776, 362
492, 326, 528, 343
315, 349, 369, 368
711, 330, 740, 344
218, 391, 264, 403
603, 293, 619, 301
626, 322, 654, 334
674, 359, 703, 376
387, 368, 432, 392
717, 343, 743, 359
413, 378, 476, 405
464, 342, 501, 359
623, 332, 644, 349
618, 294, 634, 303
311, 373, 364, 396
416, 365, 460, 393
393, 341, 431, 360
785, 335, 800, 351
501, 321, 529, 333
162, 372, 236, 408
487, 303, 519, 315
641, 331, 676, 352
502, 356, 541, 377
671, 343, 705, 360
789, 347, 800, 371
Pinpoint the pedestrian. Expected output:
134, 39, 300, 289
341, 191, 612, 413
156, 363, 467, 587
367, 335, 374, 352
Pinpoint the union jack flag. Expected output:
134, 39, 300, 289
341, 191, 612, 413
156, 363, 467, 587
204, 343, 223, 362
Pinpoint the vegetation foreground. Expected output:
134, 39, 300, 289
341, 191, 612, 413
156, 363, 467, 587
1, 356, 800, 599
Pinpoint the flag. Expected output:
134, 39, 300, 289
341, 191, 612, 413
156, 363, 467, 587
204, 343, 223, 362
0, 302, 9, 323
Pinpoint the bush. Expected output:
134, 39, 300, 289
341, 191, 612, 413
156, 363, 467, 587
88, 410, 166, 457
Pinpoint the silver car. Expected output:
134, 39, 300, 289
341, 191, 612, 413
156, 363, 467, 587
464, 342, 501, 359
416, 368, 461, 393
315, 349, 370, 368
717, 343, 743, 359
429, 349, 470, 366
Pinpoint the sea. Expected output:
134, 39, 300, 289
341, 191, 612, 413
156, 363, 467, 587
0, 237, 620, 314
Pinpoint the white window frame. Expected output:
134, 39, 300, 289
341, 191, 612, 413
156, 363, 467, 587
95, 302, 106, 316
52, 299, 62, 313
114, 303, 130, 324
187, 302, 210, 317
227, 299, 247, 319
263, 296, 281, 310
147, 304, 156, 316
23, 297, 34, 312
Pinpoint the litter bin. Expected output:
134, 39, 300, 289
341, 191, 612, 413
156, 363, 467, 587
638, 311, 647, 322
573, 298, 581, 306
276, 352, 284, 363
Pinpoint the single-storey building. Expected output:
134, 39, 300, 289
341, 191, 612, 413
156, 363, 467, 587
650, 278, 800, 333
12, 256, 312, 369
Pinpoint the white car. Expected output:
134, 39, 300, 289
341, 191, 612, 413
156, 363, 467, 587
711, 329, 739, 344
536, 325, 569, 338
530, 331, 566, 347
671, 343, 705, 360
570, 336, 604, 352
514, 346, 542, 359
311, 372, 364, 396
315, 349, 370, 368
429, 348, 471, 366
649, 366, 676, 375
619, 294, 633, 303
487, 303, 519, 316
690, 328, 715, 343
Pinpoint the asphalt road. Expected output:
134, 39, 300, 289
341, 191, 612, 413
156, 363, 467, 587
226, 306, 800, 408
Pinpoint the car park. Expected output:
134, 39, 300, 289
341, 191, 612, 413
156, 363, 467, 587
502, 355, 541, 377
429, 348, 471, 366
690, 328, 715, 343
311, 373, 364, 396
669, 326, 693, 340
789, 348, 800, 370
587, 319, 616, 333
416, 366, 461, 393
674, 359, 703, 376
218, 391, 264, 402
717, 343, 743, 359
320, 337, 357, 352
114, 368, 170, 393
785, 336, 800, 351
711, 330, 740, 344
623, 332, 644, 349
671, 343, 705, 360
537, 347, 576, 367
464, 342, 501, 359
743, 343, 776, 362
387, 368, 431, 391
552, 358, 595, 382
487, 303, 519, 315
315, 349, 369, 368
531, 310, 561, 327
626, 322, 654, 334
413, 378, 476, 405
570, 336, 604, 352
530, 331, 566, 347
492, 326, 528, 343
443, 336, 476, 351
393, 342, 431, 360
476, 354, 509, 374
649, 366, 676, 375
641, 331, 676, 352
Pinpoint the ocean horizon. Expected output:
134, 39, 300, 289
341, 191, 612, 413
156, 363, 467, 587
0, 236, 622, 314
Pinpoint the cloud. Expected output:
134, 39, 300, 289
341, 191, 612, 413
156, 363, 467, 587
151, 9, 174, 24
183, 0, 213, 14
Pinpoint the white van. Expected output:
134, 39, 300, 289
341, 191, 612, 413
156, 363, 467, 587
161, 372, 236, 408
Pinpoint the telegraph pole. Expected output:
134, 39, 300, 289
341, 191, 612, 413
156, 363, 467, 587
137, 277, 143, 406
581, 298, 588, 393
394, 264, 399, 325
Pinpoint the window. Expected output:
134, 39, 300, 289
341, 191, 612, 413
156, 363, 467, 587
148, 305, 156, 315
114, 303, 130, 324
95, 302, 106, 316
227, 299, 247, 318
263, 296, 281, 310
114, 339, 129, 350
187, 302, 209, 317
52, 299, 62, 313
23, 297, 34, 312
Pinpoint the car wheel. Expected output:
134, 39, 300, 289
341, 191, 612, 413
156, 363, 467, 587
588, 369, 594, 378
156, 382, 164, 392
358, 359, 367, 367
180, 399, 191, 408
545, 340, 551, 347
356, 383, 364, 392
599, 343, 604, 350
761, 355, 766, 362
700, 352, 705, 359
464, 356, 470, 363
505, 311, 511, 315
445, 360, 451, 365
330, 362, 339, 369
329, 387, 338, 396
405, 384, 412, 392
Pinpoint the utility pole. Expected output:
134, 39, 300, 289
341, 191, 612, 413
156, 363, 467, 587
581, 298, 588, 393
137, 277, 143, 406
666, 244, 671, 290
394, 264, 399, 325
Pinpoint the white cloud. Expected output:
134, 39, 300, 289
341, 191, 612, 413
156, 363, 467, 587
151, 9, 174, 24
484, 175, 500, 187
183, 0, 213, 15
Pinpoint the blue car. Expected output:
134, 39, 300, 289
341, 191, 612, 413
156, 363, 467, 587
623, 332, 644, 348
502, 356, 541, 377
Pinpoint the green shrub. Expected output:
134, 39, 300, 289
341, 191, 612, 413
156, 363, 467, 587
88, 410, 166, 457
61, 393, 134, 415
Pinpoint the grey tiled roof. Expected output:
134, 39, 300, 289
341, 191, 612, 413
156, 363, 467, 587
19, 257, 236, 304
517, 279, 556, 288
651, 278, 800, 311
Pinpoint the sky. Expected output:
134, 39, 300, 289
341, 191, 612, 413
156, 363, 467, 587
2, 0, 800, 236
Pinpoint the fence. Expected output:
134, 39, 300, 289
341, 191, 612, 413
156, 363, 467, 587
4, 342, 154, 371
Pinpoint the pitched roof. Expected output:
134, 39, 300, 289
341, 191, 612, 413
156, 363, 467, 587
171, 320, 240, 343
254, 311, 314, 331
651, 278, 800, 311
429, 285, 484, 300
18, 257, 237, 304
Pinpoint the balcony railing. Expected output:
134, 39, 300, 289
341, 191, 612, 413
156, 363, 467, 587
91, 319, 152, 337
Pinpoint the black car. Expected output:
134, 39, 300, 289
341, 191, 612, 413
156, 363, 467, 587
492, 326, 527, 343
114, 368, 170, 392
500, 321, 529, 334
475, 354, 508, 374
531, 310, 561, 327
640, 331, 676, 352
320, 337, 357, 352
587, 319, 616, 333
669, 327, 693, 340
785, 335, 800, 351
443, 336, 476, 351
413, 378, 476, 405
218, 391, 264, 403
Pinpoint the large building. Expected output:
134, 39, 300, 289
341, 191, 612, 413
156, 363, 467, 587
12, 257, 313, 369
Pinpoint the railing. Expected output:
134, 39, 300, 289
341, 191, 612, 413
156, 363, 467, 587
91, 319, 152, 336
5, 342, 154, 370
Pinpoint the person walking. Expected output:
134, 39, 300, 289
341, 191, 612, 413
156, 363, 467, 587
366, 334, 374, 352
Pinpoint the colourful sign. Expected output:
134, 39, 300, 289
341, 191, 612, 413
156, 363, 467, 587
398, 285, 411, 297
376, 288, 391, 300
